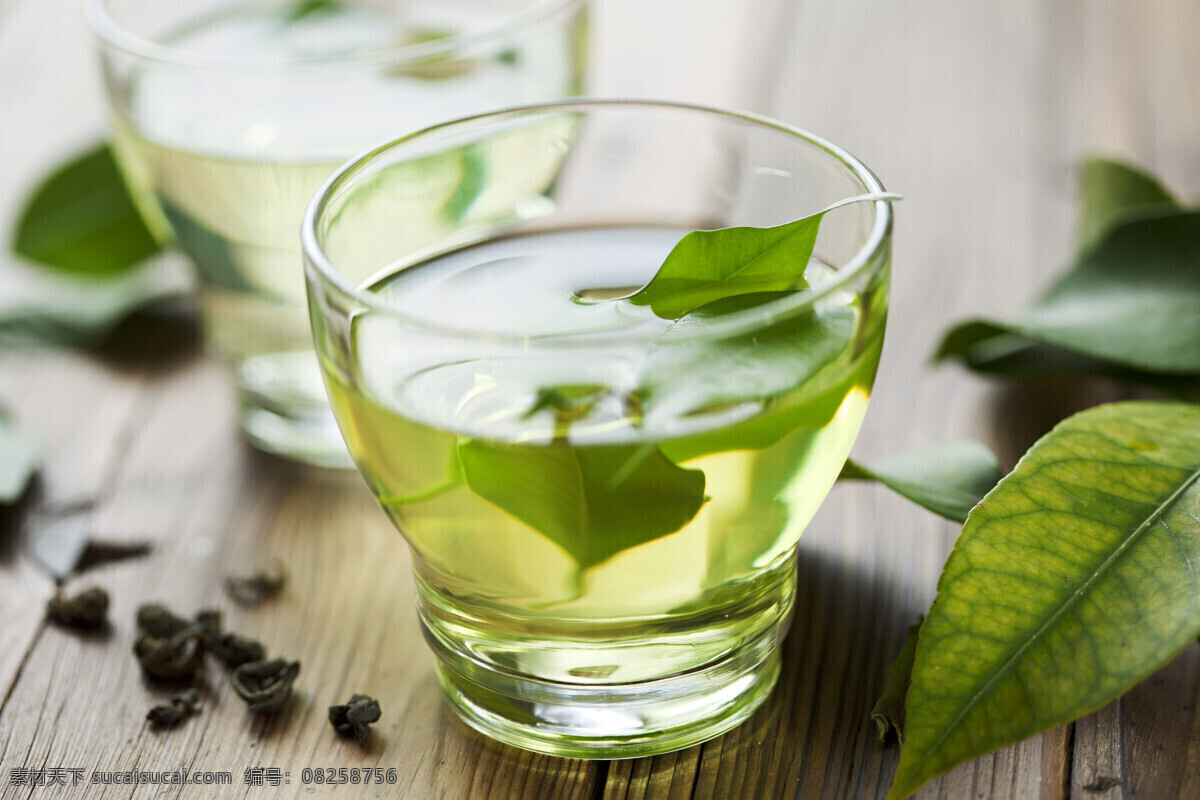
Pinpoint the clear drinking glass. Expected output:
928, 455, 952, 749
302, 100, 892, 756
85, 0, 588, 467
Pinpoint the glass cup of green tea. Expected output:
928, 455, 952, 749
302, 100, 892, 756
85, 0, 588, 467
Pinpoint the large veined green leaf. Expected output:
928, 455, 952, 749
937, 209, 1200, 375
839, 440, 1003, 523
889, 401, 1200, 799
1079, 157, 1178, 247
459, 440, 706, 569
12, 143, 162, 275
0, 411, 39, 505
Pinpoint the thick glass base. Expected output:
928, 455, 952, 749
416, 554, 796, 758
236, 351, 353, 469
431, 623, 783, 759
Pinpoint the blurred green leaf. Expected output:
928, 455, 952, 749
937, 209, 1200, 375
1080, 157, 1179, 247
12, 143, 162, 275
889, 401, 1200, 798
840, 440, 1003, 523
0, 254, 192, 347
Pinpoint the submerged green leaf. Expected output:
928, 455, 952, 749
889, 401, 1200, 799
1079, 157, 1178, 247
840, 440, 1003, 523
640, 294, 856, 428
0, 411, 39, 504
12, 143, 162, 275
459, 440, 706, 569
937, 209, 1200, 375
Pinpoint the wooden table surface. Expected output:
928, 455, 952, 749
3, 1, 1199, 797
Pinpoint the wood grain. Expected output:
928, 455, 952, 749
2, 0, 1200, 798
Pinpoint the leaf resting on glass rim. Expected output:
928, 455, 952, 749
146, 688, 200, 728
329, 694, 382, 745
628, 193, 897, 319
46, 586, 109, 630
888, 401, 1200, 799
232, 659, 300, 714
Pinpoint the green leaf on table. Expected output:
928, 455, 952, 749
1079, 157, 1179, 247
936, 209, 1200, 376
871, 617, 922, 744
628, 193, 897, 319
0, 254, 192, 347
12, 143, 162, 275
459, 440, 706, 569
839, 440, 1004, 523
888, 401, 1200, 799
0, 411, 39, 505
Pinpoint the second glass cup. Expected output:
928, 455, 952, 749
303, 100, 892, 756
86, 0, 588, 467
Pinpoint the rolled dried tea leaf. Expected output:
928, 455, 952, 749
224, 563, 285, 606
195, 608, 266, 667
328, 694, 382, 746
146, 687, 200, 728
134, 628, 206, 682
136, 602, 196, 639
46, 586, 109, 629
232, 658, 300, 714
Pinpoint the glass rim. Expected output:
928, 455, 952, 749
302, 98, 893, 346
83, 0, 586, 71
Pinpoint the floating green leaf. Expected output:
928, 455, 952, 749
840, 440, 1003, 523
937, 209, 1200, 375
0, 411, 39, 505
629, 193, 896, 319
1079, 157, 1178, 247
459, 440, 706, 569
889, 401, 1200, 799
12, 143, 162, 275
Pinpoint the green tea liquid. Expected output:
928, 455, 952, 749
323, 228, 882, 686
